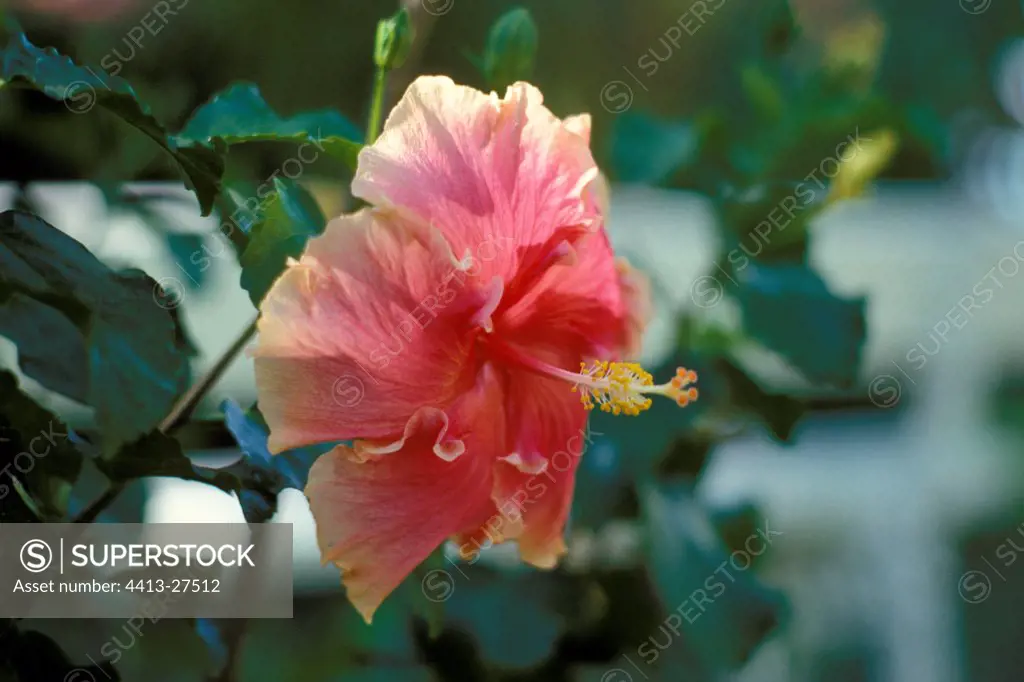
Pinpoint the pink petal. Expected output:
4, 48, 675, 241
497, 229, 632, 363
353, 76, 600, 285
253, 208, 493, 452
305, 364, 506, 622
490, 368, 589, 569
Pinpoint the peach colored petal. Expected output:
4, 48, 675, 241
562, 114, 593, 148
305, 364, 506, 623
253, 208, 493, 452
353, 76, 601, 285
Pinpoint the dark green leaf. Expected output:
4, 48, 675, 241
237, 177, 327, 306
178, 82, 363, 170
761, 0, 800, 56
0, 371, 81, 518
641, 482, 784, 676
0, 32, 225, 214
716, 182, 824, 265
98, 430, 237, 493
5, 629, 119, 682
0, 211, 193, 453
610, 112, 702, 185
736, 263, 866, 387
710, 502, 764, 556
716, 357, 805, 441
0, 294, 88, 403
165, 232, 208, 289
443, 571, 563, 670
656, 432, 716, 480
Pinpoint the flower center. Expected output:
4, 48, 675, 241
485, 338, 698, 416
573, 361, 698, 416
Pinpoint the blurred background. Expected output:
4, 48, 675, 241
2, 0, 1024, 680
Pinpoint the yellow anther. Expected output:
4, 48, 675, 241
575, 362, 698, 416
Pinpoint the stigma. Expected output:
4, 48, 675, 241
572, 361, 698, 416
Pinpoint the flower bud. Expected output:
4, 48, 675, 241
483, 8, 538, 91
374, 7, 414, 71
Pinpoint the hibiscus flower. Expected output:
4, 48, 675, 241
252, 76, 698, 622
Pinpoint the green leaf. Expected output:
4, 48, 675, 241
5, 629, 119, 682
641, 482, 784, 676
407, 548, 448, 640
760, 0, 800, 56
0, 294, 88, 403
716, 357, 804, 441
736, 263, 866, 387
0, 211, 193, 453
98, 430, 237, 493
164, 232, 208, 290
656, 432, 716, 480
717, 182, 824, 265
220, 399, 332, 522
482, 7, 539, 92
443, 571, 564, 670
0, 32, 225, 215
740, 63, 786, 121
178, 82, 363, 170
0, 371, 82, 519
610, 112, 702, 185
237, 177, 327, 306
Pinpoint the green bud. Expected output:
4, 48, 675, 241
374, 8, 414, 71
483, 7, 538, 91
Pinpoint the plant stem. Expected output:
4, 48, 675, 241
366, 67, 389, 145
158, 316, 260, 434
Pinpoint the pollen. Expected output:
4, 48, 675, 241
575, 361, 698, 416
